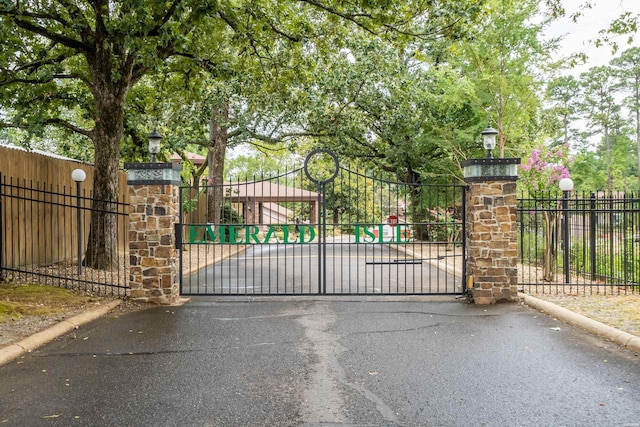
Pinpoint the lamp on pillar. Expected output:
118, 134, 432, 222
462, 125, 519, 182
147, 129, 163, 162
481, 124, 498, 159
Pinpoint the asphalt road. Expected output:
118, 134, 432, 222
1, 297, 640, 426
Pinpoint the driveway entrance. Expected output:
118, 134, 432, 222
178, 150, 466, 295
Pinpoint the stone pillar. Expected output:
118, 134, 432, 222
125, 162, 182, 304
462, 158, 520, 304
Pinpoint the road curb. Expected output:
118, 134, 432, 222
520, 293, 640, 355
0, 299, 122, 367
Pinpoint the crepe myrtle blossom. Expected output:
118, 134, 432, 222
519, 145, 572, 194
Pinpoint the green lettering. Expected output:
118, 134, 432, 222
362, 225, 376, 243
205, 225, 218, 243
217, 225, 227, 243
378, 225, 394, 243
189, 225, 204, 244
282, 225, 299, 244
298, 225, 316, 243
396, 225, 412, 243
354, 225, 363, 243
228, 225, 244, 244
245, 225, 261, 244
263, 226, 279, 244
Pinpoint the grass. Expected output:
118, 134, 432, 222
535, 294, 640, 337
0, 284, 99, 323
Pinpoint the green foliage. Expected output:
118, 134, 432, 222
544, 75, 581, 147
518, 227, 545, 267
424, 206, 462, 242
451, 0, 555, 158
568, 235, 640, 285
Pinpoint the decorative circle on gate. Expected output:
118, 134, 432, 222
303, 149, 339, 185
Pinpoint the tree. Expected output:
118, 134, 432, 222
612, 46, 640, 191
452, 0, 560, 158
544, 75, 581, 147
123, 1, 483, 226
519, 144, 572, 281
578, 66, 623, 193
0, 1, 213, 267
1, 0, 464, 266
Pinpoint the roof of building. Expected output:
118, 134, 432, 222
170, 151, 207, 165
223, 180, 318, 202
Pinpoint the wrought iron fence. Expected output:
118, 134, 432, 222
0, 175, 129, 296
517, 191, 640, 295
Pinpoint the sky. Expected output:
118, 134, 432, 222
547, 0, 640, 75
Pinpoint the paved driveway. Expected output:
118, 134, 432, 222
182, 239, 460, 295
1, 297, 639, 426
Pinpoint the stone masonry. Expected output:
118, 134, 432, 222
465, 180, 519, 304
128, 183, 180, 304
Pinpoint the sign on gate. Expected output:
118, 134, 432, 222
187, 223, 413, 244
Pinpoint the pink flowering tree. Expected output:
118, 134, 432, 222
518, 145, 573, 281
519, 145, 572, 196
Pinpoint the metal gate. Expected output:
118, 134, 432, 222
178, 150, 466, 295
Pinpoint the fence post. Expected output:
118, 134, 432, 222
0, 173, 3, 279
590, 193, 597, 280
559, 178, 574, 284
71, 169, 87, 276
124, 162, 182, 304
462, 158, 521, 304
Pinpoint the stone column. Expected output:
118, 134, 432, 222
125, 162, 182, 304
462, 158, 520, 304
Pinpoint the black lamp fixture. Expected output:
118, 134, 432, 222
147, 129, 163, 162
481, 124, 498, 159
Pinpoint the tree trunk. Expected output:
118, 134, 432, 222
605, 123, 612, 193
404, 168, 427, 241
206, 101, 229, 225
84, 49, 129, 269
542, 211, 557, 282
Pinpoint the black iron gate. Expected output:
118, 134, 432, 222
178, 150, 466, 295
